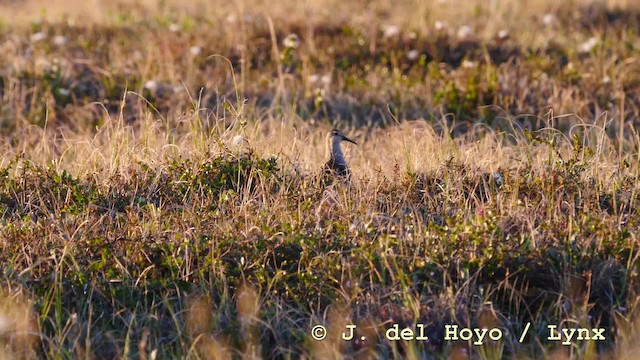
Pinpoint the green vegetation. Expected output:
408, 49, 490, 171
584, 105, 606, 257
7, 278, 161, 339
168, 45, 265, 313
1, 0, 640, 358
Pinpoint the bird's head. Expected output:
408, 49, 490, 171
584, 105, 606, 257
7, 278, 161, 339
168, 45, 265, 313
328, 129, 357, 145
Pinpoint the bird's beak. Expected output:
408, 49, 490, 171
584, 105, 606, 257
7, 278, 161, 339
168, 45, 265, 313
342, 135, 357, 145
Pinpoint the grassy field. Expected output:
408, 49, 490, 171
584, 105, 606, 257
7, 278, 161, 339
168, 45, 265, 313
1, 0, 640, 358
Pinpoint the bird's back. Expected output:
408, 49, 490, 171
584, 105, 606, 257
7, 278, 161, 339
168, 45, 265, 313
323, 159, 351, 181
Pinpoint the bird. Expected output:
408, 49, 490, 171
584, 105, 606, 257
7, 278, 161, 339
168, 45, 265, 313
323, 128, 357, 181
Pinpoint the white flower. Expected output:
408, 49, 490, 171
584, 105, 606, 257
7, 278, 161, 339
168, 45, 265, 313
543, 13, 555, 26
497, 30, 509, 40
53, 35, 67, 46
169, 23, 180, 32
462, 60, 476, 68
434, 21, 447, 31
579, 37, 598, 53
51, 57, 61, 71
321, 74, 331, 85
308, 74, 319, 83
407, 49, 420, 61
232, 134, 243, 146
602, 76, 611, 84
30, 31, 46, 43
56, 88, 70, 97
457, 25, 473, 39
189, 46, 202, 56
383, 25, 400, 38
144, 80, 158, 91
283, 33, 300, 48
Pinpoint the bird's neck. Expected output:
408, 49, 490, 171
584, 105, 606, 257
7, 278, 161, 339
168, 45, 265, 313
327, 139, 346, 165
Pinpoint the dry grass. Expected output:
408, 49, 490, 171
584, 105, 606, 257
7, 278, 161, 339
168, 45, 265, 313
1, 0, 640, 359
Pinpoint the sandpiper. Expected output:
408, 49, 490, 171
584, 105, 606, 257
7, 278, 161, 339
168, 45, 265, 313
323, 129, 357, 180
